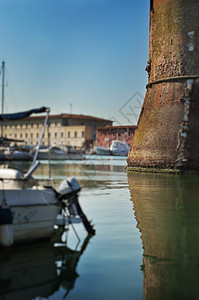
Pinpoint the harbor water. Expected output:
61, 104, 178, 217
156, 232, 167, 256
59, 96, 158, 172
1, 156, 199, 299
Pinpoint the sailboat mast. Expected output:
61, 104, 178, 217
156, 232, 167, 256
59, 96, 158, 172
1, 61, 5, 137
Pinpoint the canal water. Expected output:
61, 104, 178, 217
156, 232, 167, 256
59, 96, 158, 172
1, 156, 199, 299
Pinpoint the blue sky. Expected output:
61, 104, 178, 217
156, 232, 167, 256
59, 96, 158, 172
0, 0, 149, 125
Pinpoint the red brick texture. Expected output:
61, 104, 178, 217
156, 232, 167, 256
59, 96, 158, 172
127, 0, 199, 170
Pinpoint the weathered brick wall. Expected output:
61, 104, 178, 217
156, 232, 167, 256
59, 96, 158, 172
127, 0, 199, 171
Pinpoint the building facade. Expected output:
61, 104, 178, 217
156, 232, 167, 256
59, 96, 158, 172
96, 125, 137, 149
2, 113, 112, 150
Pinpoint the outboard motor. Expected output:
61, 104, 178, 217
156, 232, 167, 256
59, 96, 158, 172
56, 177, 81, 199
56, 177, 95, 235
56, 177, 81, 216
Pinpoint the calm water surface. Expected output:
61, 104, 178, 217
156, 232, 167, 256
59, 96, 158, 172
1, 156, 199, 300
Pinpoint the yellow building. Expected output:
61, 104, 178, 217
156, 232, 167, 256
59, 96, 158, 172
2, 113, 112, 150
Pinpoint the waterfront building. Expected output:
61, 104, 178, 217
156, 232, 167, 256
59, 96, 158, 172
2, 113, 113, 150
96, 125, 137, 149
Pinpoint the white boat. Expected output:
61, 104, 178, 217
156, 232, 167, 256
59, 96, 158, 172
110, 140, 130, 156
96, 140, 130, 156
95, 146, 111, 156
0, 147, 33, 161
0, 107, 95, 247
38, 146, 84, 160
3, 148, 33, 161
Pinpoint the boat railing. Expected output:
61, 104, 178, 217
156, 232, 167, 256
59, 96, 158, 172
32, 108, 50, 166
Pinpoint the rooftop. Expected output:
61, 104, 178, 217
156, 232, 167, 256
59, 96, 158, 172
97, 125, 137, 130
21, 113, 113, 123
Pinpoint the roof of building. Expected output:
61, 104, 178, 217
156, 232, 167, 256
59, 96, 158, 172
97, 125, 137, 130
20, 113, 113, 123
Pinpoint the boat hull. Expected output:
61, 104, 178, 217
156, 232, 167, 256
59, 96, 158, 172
38, 151, 83, 160
0, 188, 61, 246
5, 151, 33, 161
110, 140, 129, 156
95, 147, 111, 156
111, 150, 129, 156
0, 149, 33, 161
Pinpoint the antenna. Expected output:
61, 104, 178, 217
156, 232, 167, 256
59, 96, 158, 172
1, 61, 5, 137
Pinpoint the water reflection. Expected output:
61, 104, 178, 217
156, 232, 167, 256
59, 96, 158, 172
0, 231, 91, 299
35, 160, 126, 177
128, 173, 199, 300
0, 156, 126, 176
32, 161, 126, 190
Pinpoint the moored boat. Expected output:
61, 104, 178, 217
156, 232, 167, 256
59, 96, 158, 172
95, 140, 130, 156
95, 147, 111, 156
3, 148, 33, 161
38, 146, 84, 160
110, 140, 130, 156
0, 62, 34, 161
0, 107, 95, 247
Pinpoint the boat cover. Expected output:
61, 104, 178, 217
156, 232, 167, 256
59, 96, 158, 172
0, 106, 49, 120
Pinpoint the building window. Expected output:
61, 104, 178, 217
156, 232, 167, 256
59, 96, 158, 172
61, 132, 63, 138
20, 133, 23, 138
31, 123, 33, 128
15, 133, 17, 138
55, 122, 57, 127
48, 132, 51, 138
26, 123, 28, 128
55, 132, 57, 138
74, 131, 77, 138
82, 131, 85, 137
31, 133, 33, 138
36, 133, 39, 138
25, 133, 28, 138
68, 132, 70, 138
37, 122, 39, 128
20, 123, 23, 129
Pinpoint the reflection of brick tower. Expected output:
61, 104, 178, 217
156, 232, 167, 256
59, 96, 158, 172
128, 173, 199, 299
127, 0, 199, 172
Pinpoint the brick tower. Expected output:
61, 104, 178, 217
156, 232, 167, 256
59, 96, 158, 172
127, 0, 199, 172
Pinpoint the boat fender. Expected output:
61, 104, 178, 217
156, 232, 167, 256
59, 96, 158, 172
0, 224, 14, 246
0, 208, 14, 246
0, 208, 13, 225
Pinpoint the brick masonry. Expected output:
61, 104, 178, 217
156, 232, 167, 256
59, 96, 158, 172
127, 0, 199, 171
